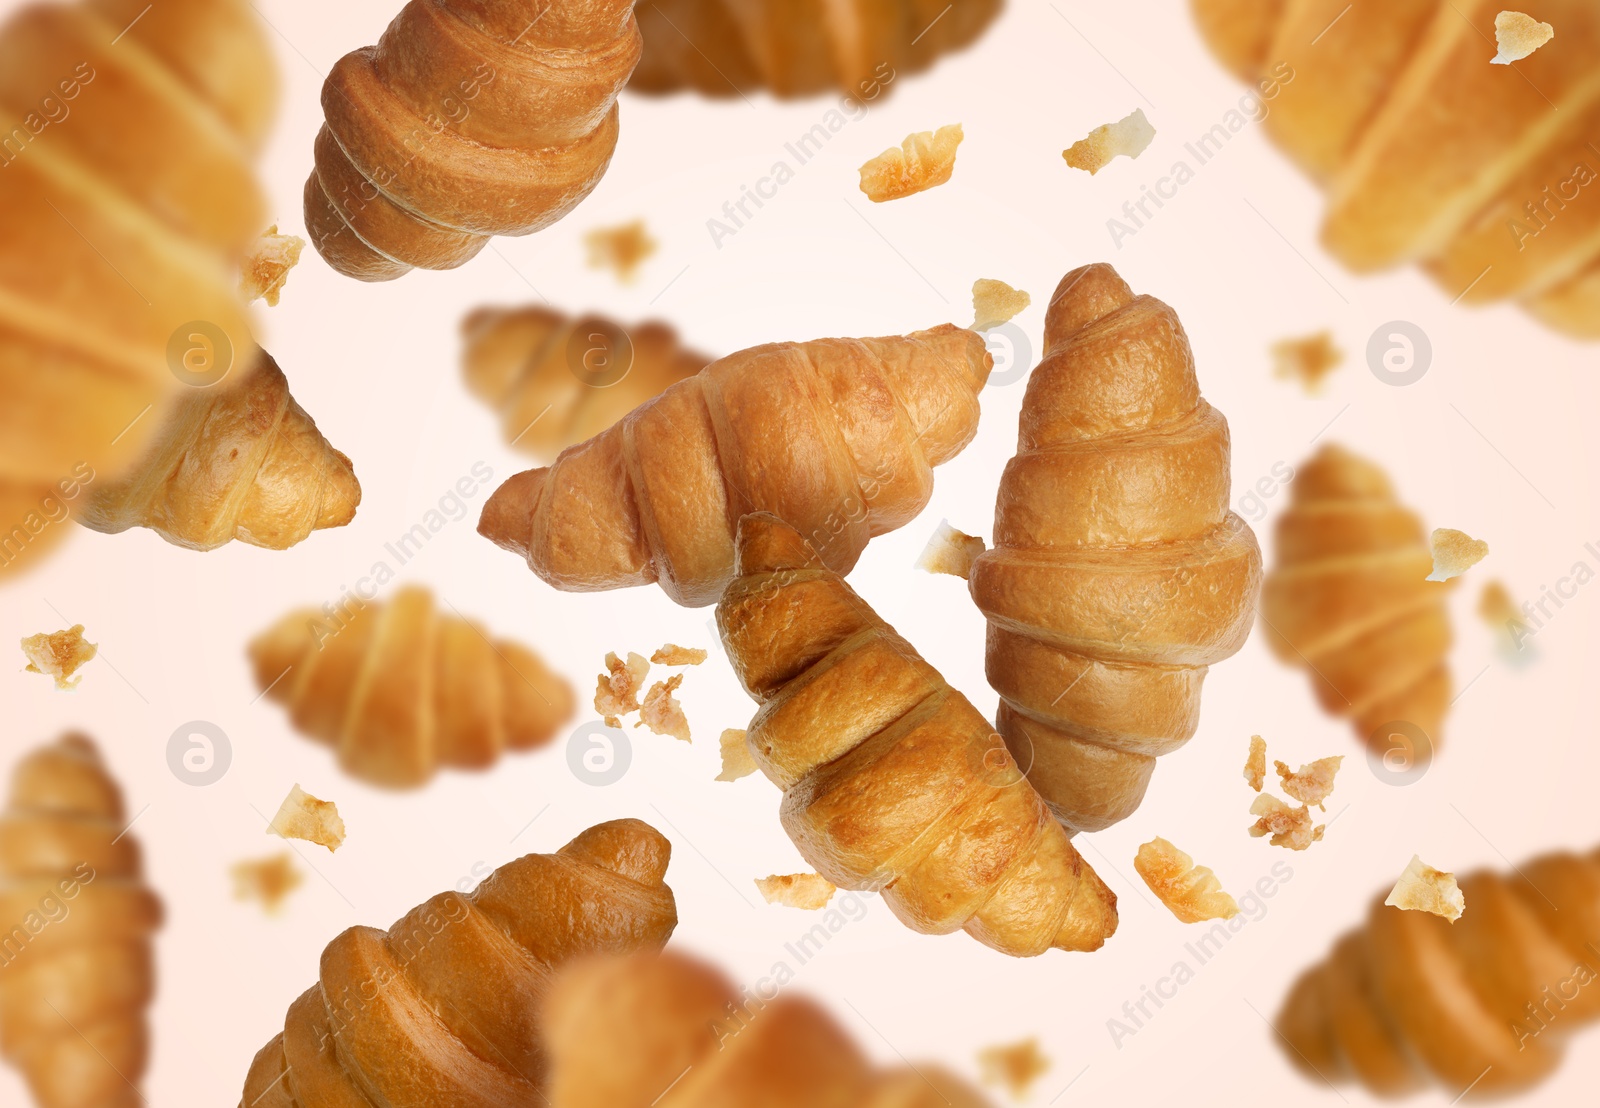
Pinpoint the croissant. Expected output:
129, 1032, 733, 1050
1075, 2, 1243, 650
0, 734, 163, 1108
462, 306, 710, 463
1277, 844, 1600, 1099
968, 264, 1262, 835
544, 948, 994, 1106
631, 0, 1005, 99
304, 0, 642, 281
717, 512, 1118, 957
0, 0, 274, 580
1189, 0, 1600, 336
249, 584, 576, 788
480, 323, 992, 607
1260, 444, 1452, 757
77, 350, 360, 551
239, 819, 678, 1108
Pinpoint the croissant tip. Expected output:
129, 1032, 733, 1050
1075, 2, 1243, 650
733, 512, 823, 577
1044, 262, 1136, 344
478, 469, 545, 558
560, 819, 672, 886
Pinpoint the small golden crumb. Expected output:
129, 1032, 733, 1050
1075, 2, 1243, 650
268, 785, 344, 852
1063, 108, 1155, 175
1492, 11, 1554, 64
1135, 837, 1240, 923
637, 674, 690, 743
1428, 528, 1489, 581
972, 279, 1032, 331
859, 124, 964, 202
917, 520, 987, 579
1248, 794, 1324, 851
651, 644, 708, 666
977, 1038, 1051, 1100
717, 728, 758, 782
755, 872, 837, 910
1272, 331, 1343, 393
231, 853, 305, 914
1385, 855, 1465, 921
1244, 734, 1267, 792
1274, 755, 1343, 810
21, 625, 98, 690
595, 651, 651, 726
584, 219, 657, 283
240, 224, 306, 307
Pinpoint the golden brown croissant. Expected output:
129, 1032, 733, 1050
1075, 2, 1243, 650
461, 305, 710, 463
717, 512, 1118, 957
77, 350, 360, 551
544, 948, 995, 1107
304, 0, 643, 281
1277, 845, 1600, 1099
1189, 0, 1600, 336
969, 264, 1261, 835
0, 0, 275, 580
1260, 444, 1452, 758
480, 323, 992, 607
249, 584, 576, 788
631, 0, 1005, 99
238, 819, 678, 1108
0, 734, 163, 1108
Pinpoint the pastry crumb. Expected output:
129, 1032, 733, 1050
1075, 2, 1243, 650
231, 852, 305, 914
1272, 331, 1343, 393
1385, 855, 1465, 921
977, 1038, 1051, 1100
859, 124, 964, 202
755, 872, 837, 910
717, 728, 758, 782
584, 219, 657, 283
1428, 528, 1488, 581
1244, 734, 1267, 792
1063, 108, 1155, 175
240, 224, 305, 307
595, 651, 651, 727
972, 279, 1031, 331
1492, 11, 1554, 64
21, 625, 98, 690
651, 644, 707, 666
637, 674, 690, 743
1249, 794, 1324, 851
917, 519, 987, 579
1135, 837, 1240, 923
1274, 755, 1343, 810
268, 785, 345, 852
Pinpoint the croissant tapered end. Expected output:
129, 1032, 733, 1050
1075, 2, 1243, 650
479, 468, 546, 559
1188, 0, 1286, 82
733, 511, 826, 577
560, 819, 672, 887
1043, 262, 1137, 345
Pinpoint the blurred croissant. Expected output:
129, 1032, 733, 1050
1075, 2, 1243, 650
249, 584, 575, 788
1261, 444, 1452, 758
1278, 844, 1600, 1099
305, 0, 642, 281
1190, 0, 1600, 336
0, 0, 275, 580
969, 264, 1261, 835
0, 735, 163, 1108
544, 948, 995, 1107
480, 323, 991, 607
240, 819, 678, 1108
462, 306, 710, 463
78, 351, 360, 550
717, 512, 1118, 957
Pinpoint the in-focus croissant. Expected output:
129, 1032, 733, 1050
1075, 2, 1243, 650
544, 948, 995, 1106
969, 264, 1261, 835
305, 0, 642, 281
631, 0, 1005, 99
1190, 0, 1600, 337
1260, 444, 1452, 758
462, 306, 710, 463
249, 584, 576, 788
239, 819, 678, 1107
78, 351, 360, 551
1278, 845, 1600, 1099
480, 323, 992, 607
717, 512, 1118, 957
0, 735, 163, 1108
0, 0, 275, 580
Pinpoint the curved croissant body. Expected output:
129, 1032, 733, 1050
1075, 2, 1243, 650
479, 323, 991, 607
1190, 0, 1600, 336
462, 306, 710, 463
717, 513, 1118, 957
249, 585, 575, 788
0, 0, 274, 579
631, 0, 1004, 99
969, 264, 1261, 835
79, 351, 360, 550
544, 949, 994, 1107
1278, 845, 1600, 1098
239, 820, 678, 1108
305, 0, 642, 281
0, 735, 163, 1108
1261, 444, 1452, 755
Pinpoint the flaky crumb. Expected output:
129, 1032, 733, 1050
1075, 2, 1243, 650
1063, 108, 1155, 175
717, 728, 758, 782
1274, 756, 1343, 810
584, 219, 657, 283
859, 124, 964, 202
1428, 528, 1489, 581
917, 519, 987, 579
1272, 331, 1343, 393
240, 224, 305, 307
1135, 837, 1240, 923
268, 785, 345, 852
595, 651, 651, 727
1385, 855, 1465, 921
637, 674, 690, 743
1249, 794, 1324, 851
231, 853, 305, 914
21, 625, 98, 690
1244, 734, 1267, 792
977, 1038, 1051, 1100
1492, 11, 1554, 64
972, 279, 1032, 331
1479, 580, 1517, 624
755, 872, 837, 910
651, 644, 708, 666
